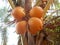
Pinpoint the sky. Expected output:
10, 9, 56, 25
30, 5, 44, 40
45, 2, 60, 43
0, 0, 5, 8
0, 0, 9, 9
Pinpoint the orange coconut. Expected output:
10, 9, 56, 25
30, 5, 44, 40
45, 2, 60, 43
11, 7, 25, 21
29, 6, 44, 18
28, 17, 43, 35
16, 21, 27, 35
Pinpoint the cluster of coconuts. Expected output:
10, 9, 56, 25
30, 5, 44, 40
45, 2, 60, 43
11, 6, 44, 35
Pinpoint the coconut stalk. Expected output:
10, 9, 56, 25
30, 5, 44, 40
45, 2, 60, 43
8, 0, 15, 9
24, 0, 35, 45
34, 0, 42, 6
44, 0, 53, 15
